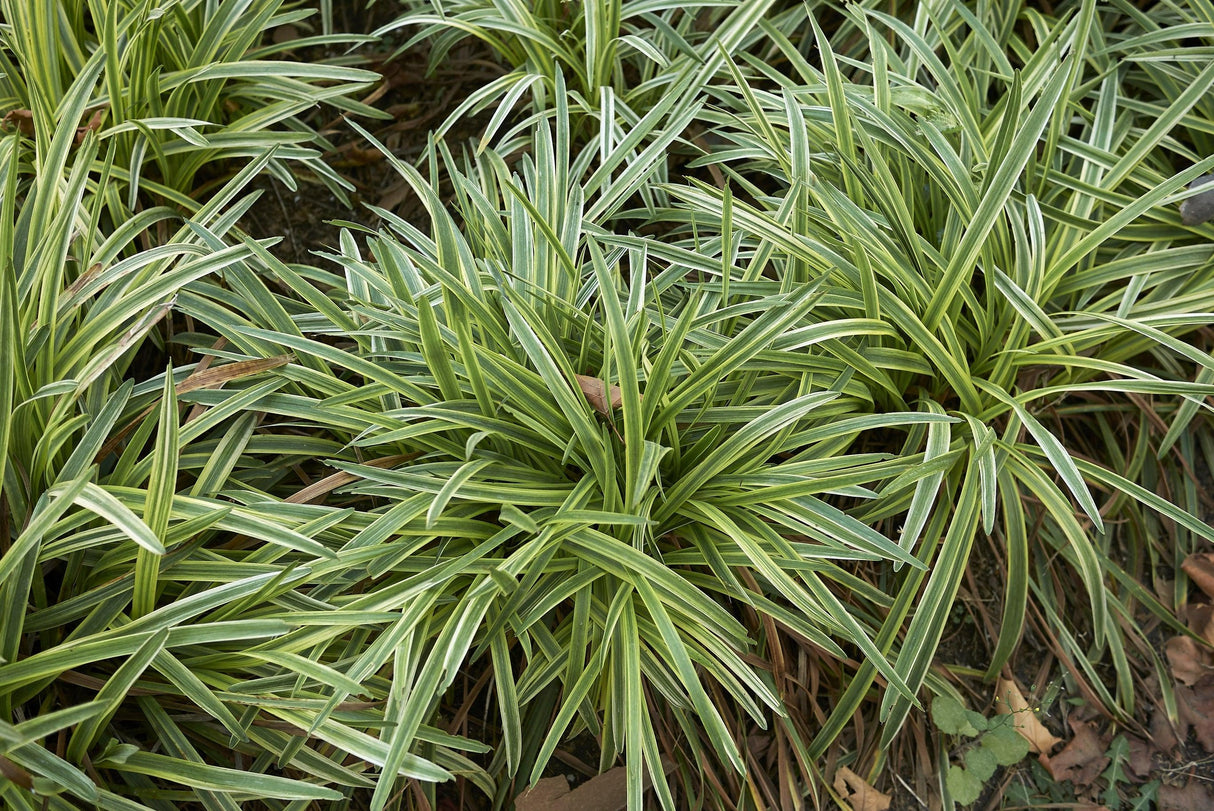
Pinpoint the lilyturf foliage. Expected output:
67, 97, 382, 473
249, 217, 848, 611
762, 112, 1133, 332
3, 0, 1214, 808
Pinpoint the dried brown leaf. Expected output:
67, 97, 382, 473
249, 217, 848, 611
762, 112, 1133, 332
75, 108, 105, 144
0, 754, 33, 790
575, 374, 623, 417
1155, 577, 1175, 605
345, 146, 385, 166
1185, 603, 1214, 646
1176, 680, 1214, 751
376, 179, 410, 212
516, 759, 676, 811
1159, 780, 1214, 811
1166, 635, 1212, 687
96, 354, 293, 462
1183, 553, 1214, 600
177, 355, 293, 394
61, 263, 105, 303
285, 454, 417, 504
1043, 720, 1108, 786
272, 24, 300, 44
995, 678, 1062, 754
833, 766, 891, 811
516, 777, 571, 810
1149, 704, 1180, 753
746, 733, 772, 760
1, 108, 34, 137
75, 299, 176, 392
1125, 736, 1153, 780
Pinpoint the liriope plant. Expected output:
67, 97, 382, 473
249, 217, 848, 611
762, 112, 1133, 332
157, 1, 1214, 804
645, 0, 1214, 755
378, 0, 782, 153
168, 98, 1001, 805
0, 39, 470, 809
6, 1, 1214, 809
0, 0, 383, 210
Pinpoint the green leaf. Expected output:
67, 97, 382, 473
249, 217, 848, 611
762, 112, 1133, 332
135, 368, 178, 617
932, 695, 981, 737
978, 381, 1104, 533
965, 710, 991, 734
67, 629, 168, 762
72, 483, 166, 556
100, 750, 342, 801
1102, 735, 1130, 810
983, 723, 1030, 765
965, 745, 998, 782
946, 764, 984, 806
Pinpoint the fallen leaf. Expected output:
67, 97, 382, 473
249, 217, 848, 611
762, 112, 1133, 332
995, 678, 1062, 754
1, 108, 33, 137
1155, 577, 1175, 605
833, 766, 891, 811
1043, 720, 1108, 787
516, 760, 676, 811
1183, 553, 1214, 600
272, 23, 300, 44
1165, 635, 1212, 687
1175, 679, 1214, 751
3, 107, 106, 143
575, 374, 624, 417
746, 733, 772, 760
74, 107, 105, 144
516, 777, 571, 809
1159, 780, 1214, 811
96, 354, 294, 462
344, 146, 385, 166
377, 178, 411, 211
176, 355, 294, 395
1149, 704, 1180, 753
1125, 736, 1153, 780
285, 454, 418, 504
1184, 603, 1214, 646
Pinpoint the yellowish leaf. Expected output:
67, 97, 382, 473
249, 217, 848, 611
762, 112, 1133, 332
995, 678, 1061, 754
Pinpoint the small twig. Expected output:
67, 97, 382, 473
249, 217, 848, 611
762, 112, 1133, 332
1160, 756, 1214, 778
894, 773, 930, 810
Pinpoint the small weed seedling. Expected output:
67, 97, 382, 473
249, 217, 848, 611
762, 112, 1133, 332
932, 695, 1031, 806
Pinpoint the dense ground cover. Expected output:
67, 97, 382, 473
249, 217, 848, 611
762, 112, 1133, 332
4, 0, 1214, 808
